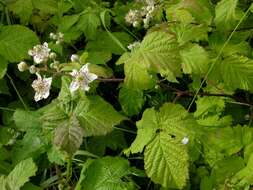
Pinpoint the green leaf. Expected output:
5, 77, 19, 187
125, 108, 157, 155
13, 109, 42, 132
180, 43, 209, 75
53, 117, 84, 155
231, 153, 253, 187
75, 96, 125, 137
87, 51, 112, 65
214, 0, 241, 31
8, 0, 33, 24
86, 31, 133, 55
77, 10, 101, 40
212, 55, 253, 91
77, 157, 134, 190
0, 25, 39, 62
32, 0, 58, 14
144, 133, 189, 189
0, 56, 8, 79
119, 86, 144, 116
121, 31, 181, 89
211, 157, 245, 188
5, 158, 37, 190
47, 146, 66, 165
127, 103, 195, 188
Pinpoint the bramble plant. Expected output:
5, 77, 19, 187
1, 0, 253, 189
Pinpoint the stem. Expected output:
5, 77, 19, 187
113, 126, 136, 134
0, 107, 15, 112
187, 6, 252, 111
97, 78, 124, 82
66, 157, 72, 184
6, 74, 28, 111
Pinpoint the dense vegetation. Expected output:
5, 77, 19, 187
1, 0, 253, 189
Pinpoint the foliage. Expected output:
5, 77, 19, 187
0, 0, 253, 189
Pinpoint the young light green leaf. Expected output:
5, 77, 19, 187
0, 25, 39, 62
214, 0, 241, 31
180, 44, 209, 75
144, 133, 189, 189
6, 158, 37, 190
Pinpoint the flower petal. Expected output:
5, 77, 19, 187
69, 81, 79, 93
34, 92, 43, 102
87, 73, 97, 82
80, 64, 89, 74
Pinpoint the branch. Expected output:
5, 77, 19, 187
159, 83, 253, 107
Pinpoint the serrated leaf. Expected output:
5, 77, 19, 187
75, 96, 125, 137
6, 158, 37, 190
77, 157, 134, 190
180, 44, 209, 75
121, 32, 181, 89
77, 10, 101, 40
53, 118, 84, 155
211, 55, 253, 91
125, 108, 157, 155
14, 109, 42, 132
214, 0, 241, 31
144, 133, 189, 189
0, 25, 39, 62
87, 51, 112, 65
127, 103, 194, 154
119, 86, 144, 116
47, 146, 66, 165
8, 0, 33, 24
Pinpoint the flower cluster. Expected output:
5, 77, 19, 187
125, 0, 156, 28
17, 33, 97, 102
49, 32, 64, 44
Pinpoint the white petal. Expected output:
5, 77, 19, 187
70, 70, 78, 77
82, 84, 90, 91
34, 55, 43, 64
28, 50, 34, 56
87, 73, 97, 82
80, 64, 89, 73
35, 73, 42, 81
44, 77, 52, 86
69, 81, 79, 93
34, 92, 43, 102
43, 90, 50, 99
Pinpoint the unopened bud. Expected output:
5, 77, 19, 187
29, 65, 37, 74
17, 61, 28, 72
49, 52, 57, 60
71, 54, 79, 62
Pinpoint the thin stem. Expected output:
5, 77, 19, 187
6, 74, 28, 111
66, 157, 72, 184
97, 78, 124, 82
113, 126, 136, 134
0, 107, 15, 112
187, 6, 252, 111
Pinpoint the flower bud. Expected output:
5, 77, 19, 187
17, 61, 28, 72
29, 65, 37, 74
49, 52, 57, 60
71, 54, 79, 62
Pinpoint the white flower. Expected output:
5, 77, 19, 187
29, 65, 37, 74
31, 73, 52, 102
17, 61, 28, 72
69, 64, 97, 93
70, 54, 79, 62
181, 137, 189, 145
125, 9, 141, 25
28, 42, 51, 64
